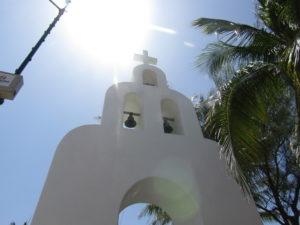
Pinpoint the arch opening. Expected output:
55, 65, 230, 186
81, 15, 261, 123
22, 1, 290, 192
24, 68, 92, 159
119, 203, 172, 225
119, 177, 198, 224
161, 99, 183, 134
143, 69, 157, 86
123, 93, 143, 129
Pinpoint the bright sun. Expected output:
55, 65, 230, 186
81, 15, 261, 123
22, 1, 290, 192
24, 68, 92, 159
61, 0, 151, 65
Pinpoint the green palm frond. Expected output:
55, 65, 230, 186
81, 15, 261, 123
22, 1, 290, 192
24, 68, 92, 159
193, 18, 261, 39
194, 19, 284, 82
139, 204, 172, 225
282, 36, 300, 80
259, 211, 277, 222
278, 1, 300, 30
196, 42, 272, 77
204, 63, 285, 193
257, 0, 300, 34
193, 18, 281, 46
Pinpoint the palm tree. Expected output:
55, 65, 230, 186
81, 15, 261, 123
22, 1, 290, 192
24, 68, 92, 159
193, 0, 300, 188
196, 87, 299, 225
191, 0, 300, 224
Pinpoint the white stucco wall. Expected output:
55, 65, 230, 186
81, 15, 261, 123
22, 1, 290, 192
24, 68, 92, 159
31, 62, 263, 225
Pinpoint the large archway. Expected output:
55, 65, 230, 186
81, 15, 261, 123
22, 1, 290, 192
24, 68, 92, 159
119, 177, 199, 225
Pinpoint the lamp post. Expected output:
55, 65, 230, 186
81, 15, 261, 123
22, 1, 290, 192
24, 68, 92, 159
0, 0, 70, 105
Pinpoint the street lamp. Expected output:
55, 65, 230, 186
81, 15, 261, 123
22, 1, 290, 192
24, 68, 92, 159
0, 0, 70, 105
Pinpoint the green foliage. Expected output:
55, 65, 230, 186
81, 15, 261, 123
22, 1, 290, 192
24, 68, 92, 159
139, 204, 172, 225
194, 0, 300, 186
195, 83, 299, 225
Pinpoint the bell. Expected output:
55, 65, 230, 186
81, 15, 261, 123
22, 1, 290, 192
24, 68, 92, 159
125, 112, 136, 128
163, 120, 173, 133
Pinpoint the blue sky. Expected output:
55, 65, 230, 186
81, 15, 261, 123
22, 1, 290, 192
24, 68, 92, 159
0, 0, 269, 224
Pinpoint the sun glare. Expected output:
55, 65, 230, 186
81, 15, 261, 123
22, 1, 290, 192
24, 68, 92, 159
62, 0, 151, 65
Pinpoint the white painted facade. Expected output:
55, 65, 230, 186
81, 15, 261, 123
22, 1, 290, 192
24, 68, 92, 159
31, 51, 263, 225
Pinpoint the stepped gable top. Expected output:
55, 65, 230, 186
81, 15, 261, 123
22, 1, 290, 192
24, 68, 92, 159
131, 51, 167, 88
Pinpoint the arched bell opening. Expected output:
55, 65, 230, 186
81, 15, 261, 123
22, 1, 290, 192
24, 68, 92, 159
122, 93, 143, 129
119, 203, 172, 225
143, 69, 158, 86
160, 99, 183, 134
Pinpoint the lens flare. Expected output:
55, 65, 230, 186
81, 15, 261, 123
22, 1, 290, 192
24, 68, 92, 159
63, 0, 151, 65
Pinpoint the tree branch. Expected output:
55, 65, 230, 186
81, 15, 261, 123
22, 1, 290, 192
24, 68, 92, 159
256, 203, 284, 225
262, 152, 291, 223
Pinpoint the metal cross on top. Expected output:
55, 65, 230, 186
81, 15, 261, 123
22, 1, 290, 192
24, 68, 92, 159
134, 50, 157, 65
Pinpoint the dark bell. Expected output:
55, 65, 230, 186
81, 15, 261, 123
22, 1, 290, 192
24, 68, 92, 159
163, 120, 173, 133
125, 113, 136, 128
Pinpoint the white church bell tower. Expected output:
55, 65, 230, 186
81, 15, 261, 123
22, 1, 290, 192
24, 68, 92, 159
31, 51, 263, 225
